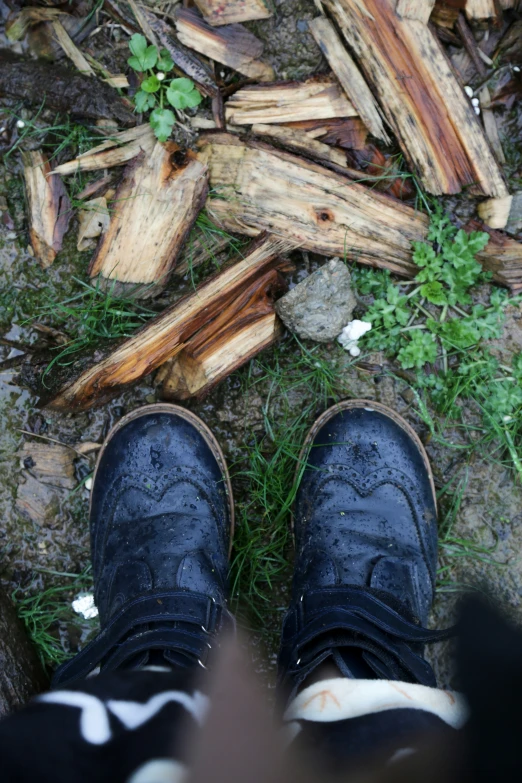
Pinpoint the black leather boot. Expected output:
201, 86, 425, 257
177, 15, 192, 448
278, 400, 450, 700
53, 404, 234, 686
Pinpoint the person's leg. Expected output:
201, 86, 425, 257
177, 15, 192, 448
0, 404, 234, 783
278, 400, 466, 770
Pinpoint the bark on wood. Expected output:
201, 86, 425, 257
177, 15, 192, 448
478, 195, 513, 228
199, 132, 429, 274
0, 52, 135, 127
285, 118, 368, 149
251, 124, 349, 168
22, 151, 71, 268
159, 269, 285, 399
46, 236, 297, 411
308, 17, 390, 143
88, 142, 208, 296
175, 8, 274, 81
225, 76, 357, 125
52, 124, 156, 176
326, 0, 508, 197
395, 0, 436, 23
142, 6, 219, 97
0, 588, 48, 717
194, 0, 273, 26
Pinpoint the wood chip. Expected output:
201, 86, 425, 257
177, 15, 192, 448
199, 132, 429, 275
52, 124, 156, 176
194, 0, 273, 26
22, 151, 71, 268
17, 442, 76, 489
396, 0, 436, 23
51, 19, 94, 75
252, 123, 349, 169
175, 7, 274, 81
308, 16, 390, 143
88, 142, 208, 296
225, 76, 357, 125
326, 0, 508, 197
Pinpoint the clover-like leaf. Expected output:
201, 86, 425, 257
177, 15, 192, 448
166, 78, 202, 110
157, 49, 174, 72
141, 75, 161, 93
134, 90, 150, 113
128, 33, 158, 71
149, 108, 175, 142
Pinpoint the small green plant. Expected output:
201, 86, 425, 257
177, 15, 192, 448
13, 569, 97, 669
127, 34, 202, 141
353, 208, 522, 476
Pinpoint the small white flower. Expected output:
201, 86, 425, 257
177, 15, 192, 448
471, 97, 480, 107
503, 415, 513, 423
16, 120, 25, 129
72, 593, 99, 620
156, 72, 166, 81
514, 66, 520, 73
464, 86, 474, 98
85, 477, 93, 491
474, 106, 481, 115
338, 319, 372, 355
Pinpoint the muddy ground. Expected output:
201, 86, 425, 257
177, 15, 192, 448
1, 0, 522, 690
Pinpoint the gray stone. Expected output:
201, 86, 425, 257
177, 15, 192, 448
275, 258, 356, 342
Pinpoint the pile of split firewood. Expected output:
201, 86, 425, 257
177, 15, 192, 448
2, 0, 522, 411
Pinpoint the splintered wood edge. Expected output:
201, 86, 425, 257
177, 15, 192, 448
46, 235, 299, 411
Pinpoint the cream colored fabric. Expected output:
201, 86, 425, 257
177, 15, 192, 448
284, 678, 468, 729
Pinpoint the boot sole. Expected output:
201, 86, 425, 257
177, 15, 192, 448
293, 398, 436, 533
91, 403, 235, 556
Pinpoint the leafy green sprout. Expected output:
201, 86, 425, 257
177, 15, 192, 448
127, 34, 202, 142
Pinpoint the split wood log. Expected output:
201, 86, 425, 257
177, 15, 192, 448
0, 588, 48, 717
251, 124, 349, 169
308, 17, 390, 143
175, 8, 274, 81
194, 0, 273, 26
159, 268, 285, 399
395, 0, 436, 23
502, 192, 522, 236
199, 132, 428, 274
22, 151, 71, 268
468, 220, 522, 294
88, 142, 208, 296
465, 0, 501, 21
46, 236, 297, 411
161, 314, 281, 400
225, 76, 357, 125
284, 118, 368, 149
0, 52, 135, 127
52, 125, 156, 176
326, 0, 508, 197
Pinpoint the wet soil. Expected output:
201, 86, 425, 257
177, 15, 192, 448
1, 0, 522, 688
